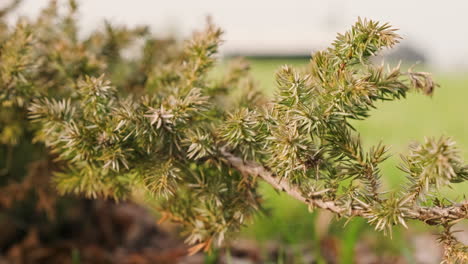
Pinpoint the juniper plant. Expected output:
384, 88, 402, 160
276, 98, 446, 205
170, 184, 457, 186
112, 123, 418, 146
1, 0, 467, 262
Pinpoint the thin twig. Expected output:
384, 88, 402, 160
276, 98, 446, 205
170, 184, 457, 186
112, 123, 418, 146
221, 150, 468, 224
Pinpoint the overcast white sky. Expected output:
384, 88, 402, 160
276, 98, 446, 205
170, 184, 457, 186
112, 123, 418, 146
12, 0, 468, 69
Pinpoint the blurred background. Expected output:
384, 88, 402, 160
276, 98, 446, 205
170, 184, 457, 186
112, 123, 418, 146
4, 0, 468, 263
13, 0, 468, 70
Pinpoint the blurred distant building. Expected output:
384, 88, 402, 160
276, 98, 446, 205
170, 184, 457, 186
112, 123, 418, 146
220, 31, 332, 60
224, 42, 428, 65
383, 44, 427, 64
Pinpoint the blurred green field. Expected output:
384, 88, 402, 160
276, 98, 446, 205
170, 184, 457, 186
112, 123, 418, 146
234, 59, 468, 262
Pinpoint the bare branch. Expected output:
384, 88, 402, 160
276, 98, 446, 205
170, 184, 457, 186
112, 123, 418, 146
221, 149, 468, 224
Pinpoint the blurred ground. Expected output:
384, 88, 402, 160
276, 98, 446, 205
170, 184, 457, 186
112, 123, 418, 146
0, 199, 190, 264
2, 198, 465, 264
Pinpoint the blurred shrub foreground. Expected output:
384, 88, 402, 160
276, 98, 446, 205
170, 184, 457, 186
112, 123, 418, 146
0, 1, 467, 263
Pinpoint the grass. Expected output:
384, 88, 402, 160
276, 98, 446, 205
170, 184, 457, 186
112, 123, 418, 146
234, 58, 468, 261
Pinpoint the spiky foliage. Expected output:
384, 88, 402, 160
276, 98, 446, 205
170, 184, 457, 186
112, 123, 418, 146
1, 0, 466, 260
439, 224, 468, 264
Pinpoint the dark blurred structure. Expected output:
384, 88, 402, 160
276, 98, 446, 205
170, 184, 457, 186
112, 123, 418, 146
386, 44, 427, 64
370, 43, 427, 66
226, 43, 427, 65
